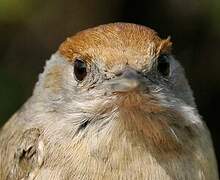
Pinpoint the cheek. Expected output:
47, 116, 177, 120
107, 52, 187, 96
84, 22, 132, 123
62, 65, 82, 94
43, 63, 79, 100
43, 65, 64, 93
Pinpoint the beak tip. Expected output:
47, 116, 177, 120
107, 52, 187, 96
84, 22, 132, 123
105, 67, 145, 93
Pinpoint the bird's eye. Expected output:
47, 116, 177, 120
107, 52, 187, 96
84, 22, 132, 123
157, 55, 170, 77
74, 59, 87, 81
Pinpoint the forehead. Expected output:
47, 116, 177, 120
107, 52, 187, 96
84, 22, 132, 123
59, 23, 172, 70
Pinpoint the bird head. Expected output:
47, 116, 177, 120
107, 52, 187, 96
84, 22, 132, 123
33, 23, 199, 147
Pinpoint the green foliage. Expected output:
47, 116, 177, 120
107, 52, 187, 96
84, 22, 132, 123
0, 0, 33, 22
0, 69, 24, 126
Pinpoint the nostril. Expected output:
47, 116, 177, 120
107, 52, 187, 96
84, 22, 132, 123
115, 71, 123, 77
115, 68, 140, 78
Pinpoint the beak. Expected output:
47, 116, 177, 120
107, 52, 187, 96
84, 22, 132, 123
105, 67, 146, 93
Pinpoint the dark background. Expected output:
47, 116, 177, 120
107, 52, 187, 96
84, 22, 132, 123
0, 0, 219, 171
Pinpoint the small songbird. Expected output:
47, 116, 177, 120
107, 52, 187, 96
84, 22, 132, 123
0, 23, 218, 180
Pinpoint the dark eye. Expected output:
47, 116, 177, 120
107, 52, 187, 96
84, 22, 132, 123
157, 55, 170, 77
74, 59, 87, 81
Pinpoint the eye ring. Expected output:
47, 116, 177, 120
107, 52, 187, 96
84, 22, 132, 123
73, 59, 87, 81
157, 54, 170, 77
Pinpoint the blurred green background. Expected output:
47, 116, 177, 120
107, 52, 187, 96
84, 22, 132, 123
0, 0, 220, 169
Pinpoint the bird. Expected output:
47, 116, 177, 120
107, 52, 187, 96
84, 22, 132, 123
0, 23, 218, 180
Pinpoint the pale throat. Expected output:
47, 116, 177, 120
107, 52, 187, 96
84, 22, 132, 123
89, 94, 189, 154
